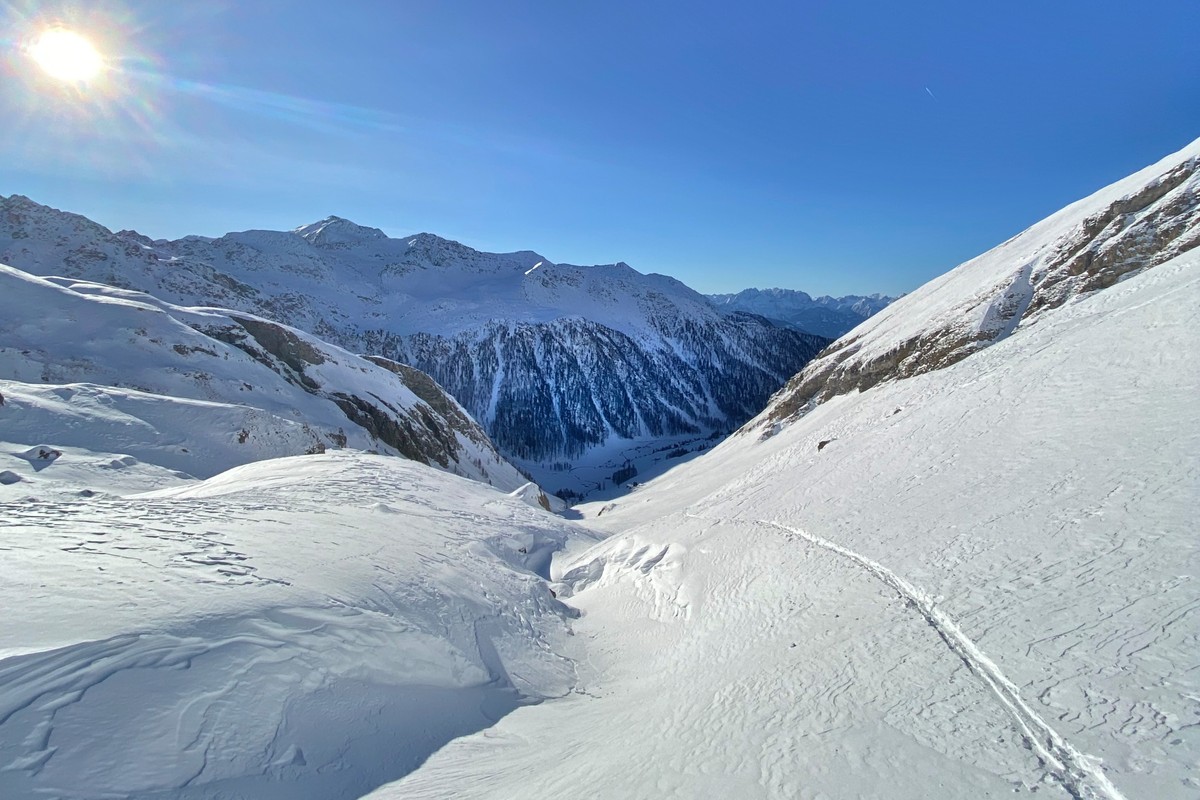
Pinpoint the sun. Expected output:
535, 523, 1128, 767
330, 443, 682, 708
29, 28, 104, 82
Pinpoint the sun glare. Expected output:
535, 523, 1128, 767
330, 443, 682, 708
30, 28, 104, 82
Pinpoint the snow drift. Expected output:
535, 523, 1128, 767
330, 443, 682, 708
0, 453, 595, 799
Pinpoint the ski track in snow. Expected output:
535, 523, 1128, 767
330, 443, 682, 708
686, 513, 1128, 800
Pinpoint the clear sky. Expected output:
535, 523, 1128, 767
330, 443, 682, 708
3, 1, 1198, 296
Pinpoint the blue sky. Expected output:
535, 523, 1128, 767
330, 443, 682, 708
3, 1, 1198, 296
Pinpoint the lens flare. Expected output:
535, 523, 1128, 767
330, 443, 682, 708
30, 28, 104, 82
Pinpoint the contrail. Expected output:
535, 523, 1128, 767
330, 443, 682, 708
925, 86, 937, 100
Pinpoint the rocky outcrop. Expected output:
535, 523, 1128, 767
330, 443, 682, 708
1025, 156, 1199, 319
198, 313, 513, 481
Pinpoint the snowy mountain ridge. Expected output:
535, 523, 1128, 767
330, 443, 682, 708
0, 197, 827, 493
758, 137, 1200, 427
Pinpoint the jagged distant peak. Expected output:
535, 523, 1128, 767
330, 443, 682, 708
114, 229, 155, 246
709, 287, 895, 308
3, 193, 38, 207
293, 215, 388, 246
403, 230, 475, 254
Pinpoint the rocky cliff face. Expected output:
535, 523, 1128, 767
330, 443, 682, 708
0, 198, 827, 473
756, 139, 1200, 429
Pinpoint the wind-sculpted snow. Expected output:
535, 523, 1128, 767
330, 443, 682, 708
0, 453, 595, 799
0, 264, 526, 488
760, 137, 1200, 427
0, 198, 826, 481
366, 216, 1199, 797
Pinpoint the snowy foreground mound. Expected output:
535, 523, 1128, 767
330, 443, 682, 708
0, 452, 594, 799
366, 187, 1199, 794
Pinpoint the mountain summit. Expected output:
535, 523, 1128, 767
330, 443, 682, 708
293, 215, 388, 247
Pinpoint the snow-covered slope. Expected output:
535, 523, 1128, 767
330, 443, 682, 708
0, 452, 594, 799
362, 148, 1200, 799
707, 287, 895, 338
761, 138, 1199, 425
0, 264, 527, 489
4, 139, 1194, 800
0, 199, 827, 492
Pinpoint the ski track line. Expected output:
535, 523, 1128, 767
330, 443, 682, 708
685, 512, 1127, 800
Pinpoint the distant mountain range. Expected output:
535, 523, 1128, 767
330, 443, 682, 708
0, 198, 829, 496
706, 288, 896, 338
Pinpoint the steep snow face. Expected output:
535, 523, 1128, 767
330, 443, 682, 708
0, 199, 826, 485
0, 264, 527, 489
707, 287, 895, 338
370, 233, 1200, 800
0, 452, 595, 799
760, 138, 1200, 425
